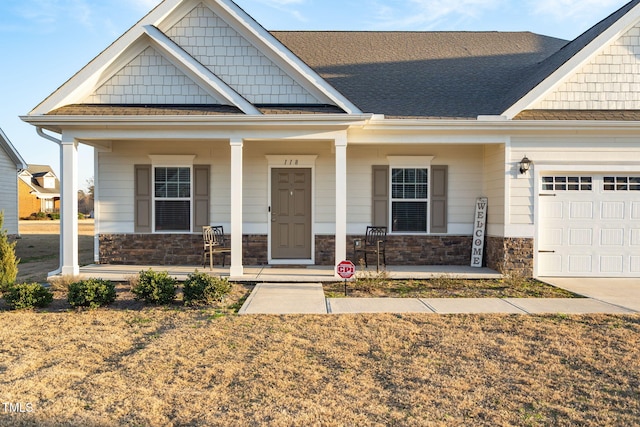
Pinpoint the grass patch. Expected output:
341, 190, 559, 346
0, 311, 638, 425
325, 274, 581, 298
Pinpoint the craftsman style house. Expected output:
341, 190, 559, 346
22, 0, 640, 278
0, 128, 27, 236
18, 165, 61, 218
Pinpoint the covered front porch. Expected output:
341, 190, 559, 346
26, 114, 511, 279
76, 264, 501, 283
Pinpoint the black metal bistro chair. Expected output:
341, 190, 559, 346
353, 226, 387, 269
203, 225, 231, 269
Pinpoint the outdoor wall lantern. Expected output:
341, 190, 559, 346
519, 155, 532, 174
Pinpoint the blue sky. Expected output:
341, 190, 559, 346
0, 0, 631, 189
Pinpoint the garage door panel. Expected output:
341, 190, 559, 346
601, 202, 625, 219
541, 228, 563, 246
600, 229, 624, 246
538, 173, 638, 277
570, 202, 593, 219
568, 255, 592, 273
600, 256, 624, 274
539, 254, 562, 274
569, 229, 592, 246
541, 201, 563, 218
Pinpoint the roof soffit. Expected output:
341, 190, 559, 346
502, 0, 640, 118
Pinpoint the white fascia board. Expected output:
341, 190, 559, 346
361, 117, 640, 133
502, 3, 640, 119
21, 113, 371, 128
143, 25, 260, 115
0, 128, 27, 170
211, 0, 362, 114
29, 0, 184, 115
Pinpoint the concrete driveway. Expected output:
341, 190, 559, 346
541, 278, 640, 312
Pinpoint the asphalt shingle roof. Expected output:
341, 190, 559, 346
272, 31, 567, 118
23, 165, 60, 195
42, 1, 640, 120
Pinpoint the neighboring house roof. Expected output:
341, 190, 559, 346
19, 165, 60, 197
0, 127, 27, 170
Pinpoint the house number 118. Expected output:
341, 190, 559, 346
284, 159, 299, 165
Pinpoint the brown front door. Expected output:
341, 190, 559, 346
271, 168, 312, 259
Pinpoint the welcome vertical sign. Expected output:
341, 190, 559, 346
471, 197, 488, 268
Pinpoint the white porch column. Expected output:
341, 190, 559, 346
230, 138, 244, 277
59, 136, 79, 276
335, 133, 348, 271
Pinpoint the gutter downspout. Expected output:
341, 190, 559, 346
36, 127, 63, 277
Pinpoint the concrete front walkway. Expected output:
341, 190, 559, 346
238, 282, 638, 315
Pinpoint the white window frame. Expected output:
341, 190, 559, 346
541, 175, 594, 192
387, 156, 434, 235
603, 176, 640, 191
149, 155, 195, 233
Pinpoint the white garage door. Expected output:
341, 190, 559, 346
538, 174, 640, 277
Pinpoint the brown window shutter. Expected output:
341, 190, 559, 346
372, 165, 389, 227
193, 165, 210, 230
134, 165, 152, 233
430, 165, 448, 233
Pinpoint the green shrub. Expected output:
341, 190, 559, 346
131, 269, 177, 304
4, 283, 53, 310
183, 271, 231, 306
68, 278, 116, 308
0, 211, 19, 294
28, 211, 47, 220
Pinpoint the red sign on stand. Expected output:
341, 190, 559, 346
336, 260, 356, 279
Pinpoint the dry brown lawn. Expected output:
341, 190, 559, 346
325, 275, 580, 299
3, 221, 639, 425
0, 311, 639, 426
12, 220, 95, 284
